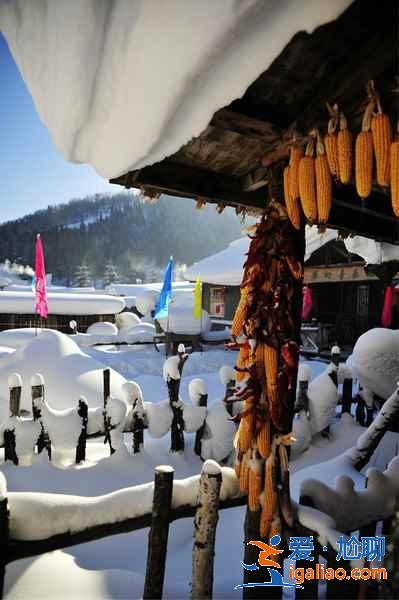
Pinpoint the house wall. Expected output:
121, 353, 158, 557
202, 283, 240, 322
0, 313, 116, 333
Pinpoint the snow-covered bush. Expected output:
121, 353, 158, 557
87, 321, 118, 336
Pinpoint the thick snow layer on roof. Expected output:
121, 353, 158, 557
0, 291, 125, 315
185, 227, 339, 285
0, 1, 351, 179
344, 236, 399, 265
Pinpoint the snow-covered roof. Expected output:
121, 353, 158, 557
0, 291, 125, 315
343, 236, 399, 265
185, 227, 339, 285
0, 1, 351, 179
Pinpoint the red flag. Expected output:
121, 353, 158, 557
35, 234, 48, 319
381, 286, 392, 328
301, 285, 313, 321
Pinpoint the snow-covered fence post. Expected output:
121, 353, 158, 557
8, 373, 22, 417
0, 485, 9, 599
143, 466, 174, 600
192, 460, 222, 600
220, 366, 236, 417
31, 373, 49, 456
349, 383, 399, 471
295, 364, 311, 413
122, 381, 145, 454
102, 369, 114, 455
194, 391, 208, 458
341, 376, 353, 414
164, 346, 188, 453
330, 345, 341, 370
3, 429, 18, 465
75, 398, 88, 464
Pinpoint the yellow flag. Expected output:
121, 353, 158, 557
193, 275, 202, 319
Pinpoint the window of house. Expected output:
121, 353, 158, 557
357, 285, 369, 317
209, 287, 226, 317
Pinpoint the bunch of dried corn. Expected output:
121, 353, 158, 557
283, 166, 301, 230
371, 95, 392, 187
325, 103, 339, 177
239, 451, 250, 493
248, 452, 263, 511
260, 452, 277, 537
355, 98, 375, 198
235, 344, 250, 383
298, 137, 317, 223
283, 146, 303, 230
314, 130, 332, 225
391, 122, 399, 216
337, 111, 352, 184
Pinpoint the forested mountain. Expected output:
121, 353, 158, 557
0, 193, 245, 284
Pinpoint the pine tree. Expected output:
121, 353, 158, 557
73, 264, 92, 287
103, 260, 119, 287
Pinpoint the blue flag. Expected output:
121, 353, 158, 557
154, 257, 173, 319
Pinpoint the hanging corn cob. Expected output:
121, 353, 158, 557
314, 130, 332, 226
260, 452, 277, 537
337, 111, 353, 184
256, 418, 271, 459
288, 145, 303, 202
231, 289, 248, 337
391, 122, 399, 216
355, 97, 375, 199
238, 401, 255, 453
239, 450, 250, 493
325, 103, 339, 177
283, 160, 302, 230
371, 89, 392, 187
298, 137, 317, 223
264, 344, 279, 407
248, 452, 263, 511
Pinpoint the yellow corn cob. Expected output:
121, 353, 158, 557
264, 344, 278, 406
337, 112, 352, 184
231, 290, 248, 337
260, 453, 277, 537
371, 99, 392, 187
278, 444, 289, 471
391, 123, 399, 216
236, 344, 249, 383
238, 406, 254, 453
284, 165, 301, 230
257, 419, 271, 459
288, 146, 303, 202
298, 138, 317, 223
239, 452, 250, 493
315, 131, 332, 225
325, 103, 339, 177
355, 99, 374, 199
248, 460, 262, 512
234, 456, 242, 478
254, 343, 265, 382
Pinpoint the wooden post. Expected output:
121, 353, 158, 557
341, 377, 353, 414
355, 394, 366, 426
4, 430, 18, 465
143, 466, 174, 600
192, 461, 222, 600
223, 379, 235, 417
296, 380, 309, 413
8, 373, 22, 417
194, 393, 208, 458
167, 348, 188, 453
31, 373, 47, 455
102, 369, 114, 455
0, 495, 9, 599
75, 399, 88, 464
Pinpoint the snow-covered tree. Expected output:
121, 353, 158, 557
103, 260, 119, 286
73, 264, 92, 287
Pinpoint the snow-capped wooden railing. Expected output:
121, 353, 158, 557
0, 463, 245, 599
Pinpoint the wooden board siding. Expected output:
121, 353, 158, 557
203, 284, 240, 322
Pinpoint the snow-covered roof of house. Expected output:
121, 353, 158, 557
185, 227, 339, 285
0, 1, 351, 180
0, 292, 125, 315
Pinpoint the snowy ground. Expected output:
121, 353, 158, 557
1, 343, 397, 599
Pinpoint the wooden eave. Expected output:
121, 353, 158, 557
111, 0, 399, 243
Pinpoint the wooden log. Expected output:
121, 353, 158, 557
223, 379, 235, 418
143, 466, 174, 600
192, 461, 222, 600
75, 399, 88, 464
8, 373, 22, 417
355, 394, 366, 426
31, 374, 47, 454
167, 350, 188, 453
296, 380, 309, 413
102, 369, 114, 455
194, 393, 208, 458
0, 496, 9, 599
341, 378, 353, 414
132, 412, 145, 454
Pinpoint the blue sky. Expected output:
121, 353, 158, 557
0, 32, 119, 223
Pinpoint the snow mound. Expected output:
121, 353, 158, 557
0, 1, 351, 179
144, 401, 173, 438
219, 366, 235, 385
158, 306, 211, 335
0, 330, 127, 412
188, 378, 208, 405
136, 291, 158, 317
120, 324, 155, 344
201, 402, 236, 462
115, 312, 141, 332
351, 328, 399, 399
182, 404, 206, 433
87, 322, 118, 336
291, 411, 312, 456
308, 370, 338, 434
